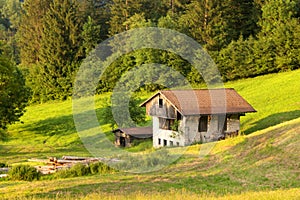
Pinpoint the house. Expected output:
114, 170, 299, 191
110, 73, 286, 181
113, 127, 152, 147
140, 89, 256, 147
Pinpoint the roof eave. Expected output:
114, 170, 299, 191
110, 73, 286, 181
139, 91, 160, 107
181, 110, 257, 116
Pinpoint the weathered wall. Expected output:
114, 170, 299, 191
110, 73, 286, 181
227, 114, 240, 132
182, 116, 201, 145
151, 110, 242, 146
146, 95, 176, 119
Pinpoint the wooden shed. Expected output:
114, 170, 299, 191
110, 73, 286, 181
112, 127, 153, 147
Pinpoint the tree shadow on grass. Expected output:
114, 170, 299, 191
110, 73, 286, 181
21, 107, 109, 136
244, 110, 300, 134
0, 129, 9, 142
23, 115, 77, 137
1, 107, 112, 157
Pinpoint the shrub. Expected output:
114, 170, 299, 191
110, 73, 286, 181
55, 162, 115, 179
72, 163, 90, 176
9, 165, 40, 181
55, 163, 90, 178
89, 162, 99, 174
0, 163, 7, 168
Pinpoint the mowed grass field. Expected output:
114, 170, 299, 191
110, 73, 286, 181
0, 69, 299, 199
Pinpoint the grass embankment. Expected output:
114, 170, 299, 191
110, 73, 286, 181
0, 69, 299, 199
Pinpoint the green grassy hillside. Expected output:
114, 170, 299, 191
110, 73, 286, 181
0, 69, 299, 199
225, 69, 300, 134
0, 117, 299, 199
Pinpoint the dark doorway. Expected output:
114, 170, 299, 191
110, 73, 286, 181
120, 137, 126, 147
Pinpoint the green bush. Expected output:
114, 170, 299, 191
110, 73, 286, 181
0, 162, 7, 168
89, 162, 99, 174
55, 163, 90, 178
54, 162, 114, 179
72, 163, 90, 176
95, 162, 115, 174
9, 165, 40, 181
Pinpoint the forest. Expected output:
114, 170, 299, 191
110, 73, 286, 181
0, 0, 300, 104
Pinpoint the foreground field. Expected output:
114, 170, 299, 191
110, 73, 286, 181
1, 118, 300, 199
0, 70, 299, 199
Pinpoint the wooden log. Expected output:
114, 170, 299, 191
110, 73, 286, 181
0, 168, 9, 172
62, 156, 90, 161
28, 158, 49, 163
0, 174, 8, 178
35, 165, 56, 174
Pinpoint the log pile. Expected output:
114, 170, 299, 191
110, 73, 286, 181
0, 168, 9, 172
0, 168, 9, 178
30, 156, 119, 175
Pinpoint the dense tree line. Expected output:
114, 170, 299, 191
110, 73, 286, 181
0, 0, 300, 102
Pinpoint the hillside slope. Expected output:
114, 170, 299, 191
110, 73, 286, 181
0, 68, 299, 199
0, 117, 299, 199
0, 69, 299, 164
225, 69, 300, 133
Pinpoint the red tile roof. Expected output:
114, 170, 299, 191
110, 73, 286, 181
141, 88, 256, 115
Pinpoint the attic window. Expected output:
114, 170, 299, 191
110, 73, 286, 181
159, 98, 163, 108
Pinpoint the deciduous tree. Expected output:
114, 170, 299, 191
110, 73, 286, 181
0, 55, 31, 130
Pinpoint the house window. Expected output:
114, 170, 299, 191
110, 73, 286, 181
159, 98, 163, 108
170, 141, 173, 146
198, 116, 208, 132
159, 118, 175, 130
176, 142, 180, 146
158, 138, 161, 145
176, 111, 182, 121
163, 139, 167, 146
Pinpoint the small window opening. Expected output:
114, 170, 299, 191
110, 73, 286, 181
163, 139, 167, 146
159, 98, 163, 108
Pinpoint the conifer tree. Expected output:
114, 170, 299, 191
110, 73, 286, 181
81, 16, 101, 54
1, 0, 22, 30
17, 0, 50, 66
108, 0, 142, 35
256, 0, 300, 72
38, 0, 84, 100
182, 0, 259, 51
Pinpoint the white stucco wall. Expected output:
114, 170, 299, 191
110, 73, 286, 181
152, 114, 242, 147
152, 116, 185, 147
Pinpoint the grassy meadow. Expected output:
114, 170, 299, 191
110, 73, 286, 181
0, 69, 299, 199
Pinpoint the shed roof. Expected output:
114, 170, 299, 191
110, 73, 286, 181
140, 88, 256, 115
112, 127, 153, 138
